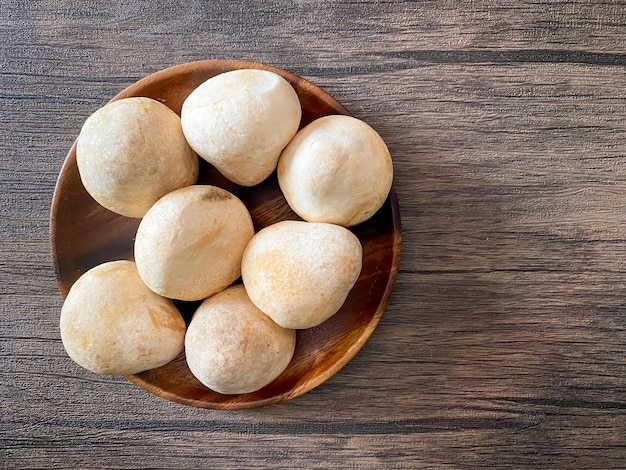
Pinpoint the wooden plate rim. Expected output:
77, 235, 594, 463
49, 59, 402, 410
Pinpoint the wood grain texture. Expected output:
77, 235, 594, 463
2, 0, 626, 468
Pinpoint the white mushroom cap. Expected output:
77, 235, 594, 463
181, 69, 301, 186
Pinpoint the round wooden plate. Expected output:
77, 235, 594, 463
50, 60, 401, 409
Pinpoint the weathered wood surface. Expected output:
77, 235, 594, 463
1, 1, 626, 468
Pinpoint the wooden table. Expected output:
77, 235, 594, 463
2, 1, 625, 468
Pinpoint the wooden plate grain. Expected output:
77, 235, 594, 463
49, 60, 401, 409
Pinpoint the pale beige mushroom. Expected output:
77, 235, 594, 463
242, 220, 363, 329
76, 97, 198, 218
185, 285, 296, 394
60, 260, 186, 375
181, 69, 301, 186
278, 114, 393, 227
134, 185, 254, 301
